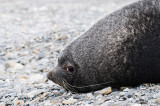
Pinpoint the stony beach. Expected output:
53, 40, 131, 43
1, 0, 160, 105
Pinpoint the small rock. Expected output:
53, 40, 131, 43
125, 91, 134, 98
19, 51, 29, 56
0, 102, 5, 106
123, 88, 129, 92
139, 86, 146, 90
72, 95, 84, 99
26, 90, 39, 98
131, 104, 142, 106
5, 61, 15, 69
20, 75, 29, 80
0, 58, 5, 64
134, 92, 140, 96
50, 98, 62, 104
128, 98, 133, 102
113, 101, 128, 106
95, 97, 106, 105
37, 52, 46, 60
0, 52, 5, 56
101, 101, 114, 106
52, 90, 64, 97
42, 100, 53, 105
19, 78, 28, 84
86, 93, 94, 99
96, 95, 103, 99
85, 104, 93, 106
36, 58, 49, 71
100, 87, 112, 95
54, 34, 67, 41
14, 99, 24, 106
0, 65, 5, 73
120, 87, 129, 90
18, 57, 29, 65
155, 98, 160, 104
119, 96, 127, 101
153, 92, 160, 98
5, 61, 24, 70
62, 98, 78, 105
30, 74, 44, 83
119, 92, 126, 97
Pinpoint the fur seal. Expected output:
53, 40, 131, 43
48, 0, 160, 93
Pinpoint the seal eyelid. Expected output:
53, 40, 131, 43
65, 66, 74, 74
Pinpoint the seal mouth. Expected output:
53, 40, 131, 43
62, 80, 78, 93
47, 71, 78, 93
47, 71, 65, 87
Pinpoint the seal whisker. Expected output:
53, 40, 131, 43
62, 80, 78, 93
65, 80, 114, 89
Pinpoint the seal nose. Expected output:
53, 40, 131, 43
47, 71, 53, 80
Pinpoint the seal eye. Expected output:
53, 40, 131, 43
66, 66, 74, 73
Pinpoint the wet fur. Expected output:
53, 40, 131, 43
48, 0, 160, 93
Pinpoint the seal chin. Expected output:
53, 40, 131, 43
62, 80, 79, 93
47, 71, 77, 93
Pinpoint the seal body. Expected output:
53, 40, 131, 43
48, 0, 160, 93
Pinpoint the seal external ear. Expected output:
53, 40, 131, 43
48, 0, 160, 93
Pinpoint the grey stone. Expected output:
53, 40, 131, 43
101, 101, 114, 106
123, 88, 129, 92
62, 98, 78, 105
86, 93, 95, 99
125, 91, 134, 98
154, 92, 160, 98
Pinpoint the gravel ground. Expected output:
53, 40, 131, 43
1, 0, 160, 106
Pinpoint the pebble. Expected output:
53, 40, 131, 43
113, 100, 128, 106
126, 91, 134, 98
42, 100, 53, 105
119, 92, 126, 97
62, 98, 78, 105
153, 92, 160, 98
123, 88, 129, 92
101, 101, 114, 106
5, 61, 24, 70
14, 100, 24, 106
26, 90, 38, 98
50, 98, 62, 104
95, 97, 106, 105
0, 103, 5, 106
29, 74, 44, 83
0, 65, 5, 73
100, 87, 112, 95
155, 98, 160, 104
86, 93, 94, 99
18, 57, 30, 65
132, 104, 142, 106
54, 34, 67, 41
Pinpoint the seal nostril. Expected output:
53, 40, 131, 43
47, 71, 52, 80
